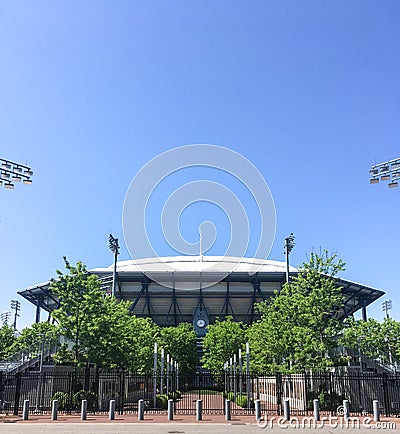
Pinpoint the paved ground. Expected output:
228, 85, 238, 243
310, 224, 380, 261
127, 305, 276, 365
0, 421, 398, 434
0, 413, 398, 433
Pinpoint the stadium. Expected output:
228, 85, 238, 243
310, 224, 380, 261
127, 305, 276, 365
18, 255, 384, 336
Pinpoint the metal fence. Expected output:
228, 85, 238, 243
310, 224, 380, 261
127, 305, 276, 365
1, 369, 399, 417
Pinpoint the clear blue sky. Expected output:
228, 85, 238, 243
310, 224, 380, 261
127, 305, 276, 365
1, 1, 399, 329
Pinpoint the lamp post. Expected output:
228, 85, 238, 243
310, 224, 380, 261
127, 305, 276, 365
0, 158, 33, 190
10, 300, 21, 331
284, 233, 295, 283
108, 234, 120, 297
369, 158, 400, 188
382, 300, 393, 319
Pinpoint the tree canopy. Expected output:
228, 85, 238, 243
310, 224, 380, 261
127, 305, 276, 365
340, 317, 400, 366
159, 323, 198, 376
201, 316, 247, 372
0, 324, 16, 360
247, 251, 346, 373
49, 258, 196, 373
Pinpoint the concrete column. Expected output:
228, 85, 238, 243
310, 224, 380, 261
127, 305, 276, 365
109, 399, 115, 420
23, 400, 29, 420
373, 400, 380, 422
283, 398, 290, 421
81, 399, 87, 421
255, 399, 261, 421
343, 399, 350, 421
225, 399, 231, 421
168, 399, 174, 420
51, 399, 58, 421
196, 399, 202, 421
313, 399, 320, 421
138, 399, 144, 420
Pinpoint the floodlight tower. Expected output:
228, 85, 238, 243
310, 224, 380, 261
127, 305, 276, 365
1, 311, 11, 325
369, 158, 400, 188
10, 300, 21, 331
284, 233, 295, 283
108, 234, 120, 297
382, 300, 393, 319
0, 158, 33, 189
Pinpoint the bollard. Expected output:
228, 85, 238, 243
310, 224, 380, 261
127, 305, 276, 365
343, 399, 350, 421
225, 399, 231, 421
138, 399, 144, 420
255, 399, 261, 422
51, 399, 58, 421
81, 399, 87, 421
373, 400, 380, 422
23, 400, 29, 420
167, 399, 174, 420
196, 399, 202, 421
313, 399, 320, 421
283, 399, 290, 421
109, 399, 115, 420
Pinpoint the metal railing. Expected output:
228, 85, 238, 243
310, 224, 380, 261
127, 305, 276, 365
0, 338, 60, 374
1, 369, 400, 417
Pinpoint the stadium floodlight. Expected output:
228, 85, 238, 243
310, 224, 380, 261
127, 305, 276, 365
108, 234, 120, 297
369, 158, 400, 188
382, 300, 393, 319
1, 311, 11, 325
10, 299, 21, 331
284, 233, 295, 283
0, 158, 33, 190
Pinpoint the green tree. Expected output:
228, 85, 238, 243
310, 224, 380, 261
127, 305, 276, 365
0, 324, 16, 360
13, 322, 59, 352
99, 304, 161, 373
50, 258, 112, 366
341, 317, 400, 365
50, 259, 161, 372
160, 323, 198, 376
248, 250, 346, 373
201, 317, 247, 372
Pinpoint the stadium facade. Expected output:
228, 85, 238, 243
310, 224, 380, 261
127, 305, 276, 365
18, 256, 384, 336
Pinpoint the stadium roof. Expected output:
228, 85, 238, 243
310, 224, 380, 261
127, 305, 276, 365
18, 256, 384, 322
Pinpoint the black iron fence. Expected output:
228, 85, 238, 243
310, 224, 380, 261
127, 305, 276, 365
1, 369, 399, 417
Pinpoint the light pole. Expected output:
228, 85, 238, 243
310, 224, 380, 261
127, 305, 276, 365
35, 333, 46, 412
382, 300, 393, 319
10, 300, 21, 331
0, 158, 33, 190
108, 234, 120, 297
284, 233, 295, 283
1, 311, 11, 325
369, 158, 400, 188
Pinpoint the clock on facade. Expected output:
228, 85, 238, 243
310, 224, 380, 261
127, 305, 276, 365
196, 319, 206, 328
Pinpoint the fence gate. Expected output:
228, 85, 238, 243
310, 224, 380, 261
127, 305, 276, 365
175, 371, 225, 414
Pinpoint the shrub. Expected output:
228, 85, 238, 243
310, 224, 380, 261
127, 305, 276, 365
156, 394, 168, 409
307, 389, 347, 411
167, 390, 182, 401
51, 391, 69, 411
235, 394, 248, 408
235, 394, 254, 408
73, 390, 98, 410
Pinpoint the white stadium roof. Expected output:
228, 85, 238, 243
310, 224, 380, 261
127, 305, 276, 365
90, 255, 298, 274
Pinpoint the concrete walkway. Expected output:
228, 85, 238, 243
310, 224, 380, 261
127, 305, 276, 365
1, 412, 398, 433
